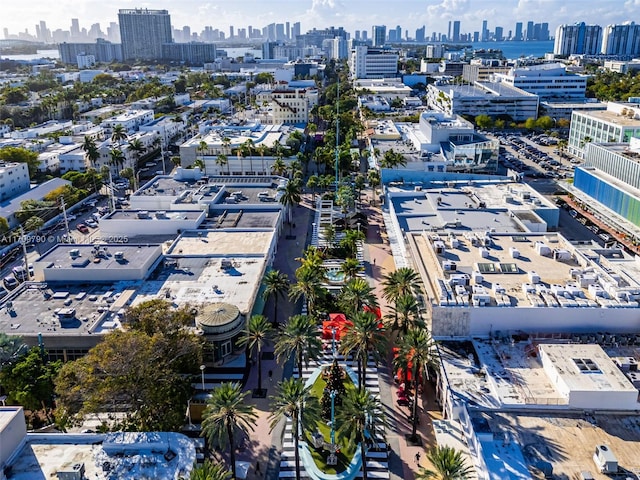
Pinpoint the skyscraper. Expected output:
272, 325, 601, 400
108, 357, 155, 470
526, 21, 534, 41
554, 22, 602, 55
415, 26, 425, 43
118, 8, 172, 60
372, 25, 386, 47
514, 22, 523, 41
452, 21, 461, 42
495, 27, 504, 42
481, 20, 488, 42
292, 22, 301, 40
602, 22, 640, 56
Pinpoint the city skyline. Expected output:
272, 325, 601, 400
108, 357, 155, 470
3, 0, 640, 42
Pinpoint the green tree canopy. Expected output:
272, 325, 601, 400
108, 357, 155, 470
55, 300, 202, 431
0, 146, 39, 178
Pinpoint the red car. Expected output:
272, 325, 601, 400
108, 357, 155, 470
76, 224, 89, 234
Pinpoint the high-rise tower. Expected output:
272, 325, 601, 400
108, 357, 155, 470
118, 8, 172, 60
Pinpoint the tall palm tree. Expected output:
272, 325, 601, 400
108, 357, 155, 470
81, 136, 100, 169
257, 144, 268, 175
243, 138, 254, 173
197, 140, 209, 174
271, 157, 288, 177
289, 266, 326, 314
274, 314, 322, 381
382, 268, 422, 331
307, 175, 319, 202
391, 294, 422, 334
336, 389, 386, 480
222, 137, 232, 156
340, 229, 365, 258
237, 315, 273, 395
339, 311, 386, 390
127, 138, 146, 167
269, 378, 321, 480
110, 124, 128, 144
216, 154, 229, 175
109, 148, 125, 173
340, 257, 362, 281
295, 246, 324, 273
393, 329, 438, 441
201, 383, 258, 480
339, 278, 378, 318
190, 460, 232, 480
279, 180, 301, 227
262, 269, 290, 326
416, 446, 474, 480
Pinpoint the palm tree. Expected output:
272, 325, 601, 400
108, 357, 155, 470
295, 246, 324, 273
81, 136, 100, 169
216, 154, 229, 175
269, 378, 321, 480
340, 229, 365, 258
109, 148, 125, 173
197, 140, 209, 174
271, 157, 288, 177
336, 389, 386, 480
322, 223, 336, 250
237, 315, 273, 395
339, 311, 386, 390
393, 329, 438, 441
416, 446, 474, 480
279, 180, 301, 227
262, 269, 290, 326
0, 333, 27, 369
339, 278, 378, 318
190, 460, 232, 480
379, 149, 407, 169
243, 139, 255, 173
289, 266, 326, 314
110, 124, 128, 144
306, 175, 319, 202
274, 314, 322, 381
382, 268, 422, 331
222, 137, 232, 156
367, 169, 380, 205
340, 257, 362, 280
391, 293, 422, 334
201, 383, 258, 480
127, 138, 146, 168
257, 144, 268, 175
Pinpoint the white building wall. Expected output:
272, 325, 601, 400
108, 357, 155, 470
0, 163, 30, 201
99, 211, 205, 236
430, 304, 640, 337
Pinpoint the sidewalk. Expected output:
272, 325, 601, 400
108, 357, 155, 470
360, 192, 442, 480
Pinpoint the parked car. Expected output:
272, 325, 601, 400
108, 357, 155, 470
76, 224, 90, 234
3, 276, 18, 290
85, 219, 98, 228
12, 265, 28, 281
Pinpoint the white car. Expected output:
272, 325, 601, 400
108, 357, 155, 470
85, 219, 98, 228
66, 214, 77, 221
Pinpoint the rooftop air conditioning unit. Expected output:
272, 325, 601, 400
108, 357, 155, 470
114, 251, 124, 261
69, 249, 80, 259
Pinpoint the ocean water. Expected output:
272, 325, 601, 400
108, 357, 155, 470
1, 49, 60, 61
452, 40, 555, 59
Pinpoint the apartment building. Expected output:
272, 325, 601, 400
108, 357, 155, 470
100, 110, 155, 133
601, 22, 640, 56
554, 22, 602, 56
349, 46, 399, 79
118, 9, 172, 61
255, 87, 318, 124
0, 162, 30, 202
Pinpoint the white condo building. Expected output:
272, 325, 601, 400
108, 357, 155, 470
602, 22, 640, 56
554, 22, 602, 56
255, 87, 318, 125
0, 162, 30, 202
491, 63, 587, 100
349, 46, 399, 79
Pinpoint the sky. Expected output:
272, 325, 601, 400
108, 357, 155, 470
3, 0, 640, 39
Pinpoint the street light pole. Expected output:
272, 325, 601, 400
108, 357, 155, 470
200, 364, 206, 391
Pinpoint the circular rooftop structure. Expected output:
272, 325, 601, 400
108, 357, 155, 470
196, 303, 243, 339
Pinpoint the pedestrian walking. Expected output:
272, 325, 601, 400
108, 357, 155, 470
373, 258, 376, 265
268, 369, 273, 382
256, 462, 261, 474
415, 452, 421, 464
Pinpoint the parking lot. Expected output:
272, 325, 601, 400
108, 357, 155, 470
490, 132, 578, 180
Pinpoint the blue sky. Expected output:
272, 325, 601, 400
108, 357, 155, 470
3, 0, 640, 38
